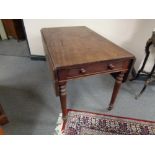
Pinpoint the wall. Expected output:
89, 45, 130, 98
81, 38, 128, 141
0, 19, 7, 40
23, 19, 155, 70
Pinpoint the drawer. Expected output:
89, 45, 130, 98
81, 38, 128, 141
58, 60, 130, 81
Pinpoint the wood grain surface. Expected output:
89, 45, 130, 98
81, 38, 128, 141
41, 26, 134, 68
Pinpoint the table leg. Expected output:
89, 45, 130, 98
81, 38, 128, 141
0, 128, 4, 135
55, 82, 59, 96
108, 72, 125, 110
0, 104, 9, 125
59, 82, 67, 119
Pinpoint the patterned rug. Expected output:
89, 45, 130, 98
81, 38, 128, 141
55, 110, 155, 135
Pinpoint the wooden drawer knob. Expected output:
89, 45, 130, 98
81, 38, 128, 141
108, 64, 115, 70
79, 68, 86, 74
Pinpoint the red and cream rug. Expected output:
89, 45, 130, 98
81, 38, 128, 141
55, 109, 155, 135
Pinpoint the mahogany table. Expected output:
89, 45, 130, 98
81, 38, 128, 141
41, 26, 135, 119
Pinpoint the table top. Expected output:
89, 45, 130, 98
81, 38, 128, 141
41, 26, 134, 69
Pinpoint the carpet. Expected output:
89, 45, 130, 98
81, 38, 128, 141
55, 110, 155, 135
0, 39, 29, 57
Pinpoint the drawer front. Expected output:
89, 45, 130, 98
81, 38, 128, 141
58, 60, 130, 81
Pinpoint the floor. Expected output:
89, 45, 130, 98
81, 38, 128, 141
0, 41, 155, 134
0, 39, 29, 57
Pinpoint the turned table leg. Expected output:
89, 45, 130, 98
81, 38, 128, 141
55, 82, 59, 96
108, 72, 125, 110
59, 82, 67, 119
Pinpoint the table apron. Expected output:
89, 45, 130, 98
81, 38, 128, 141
57, 60, 131, 81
